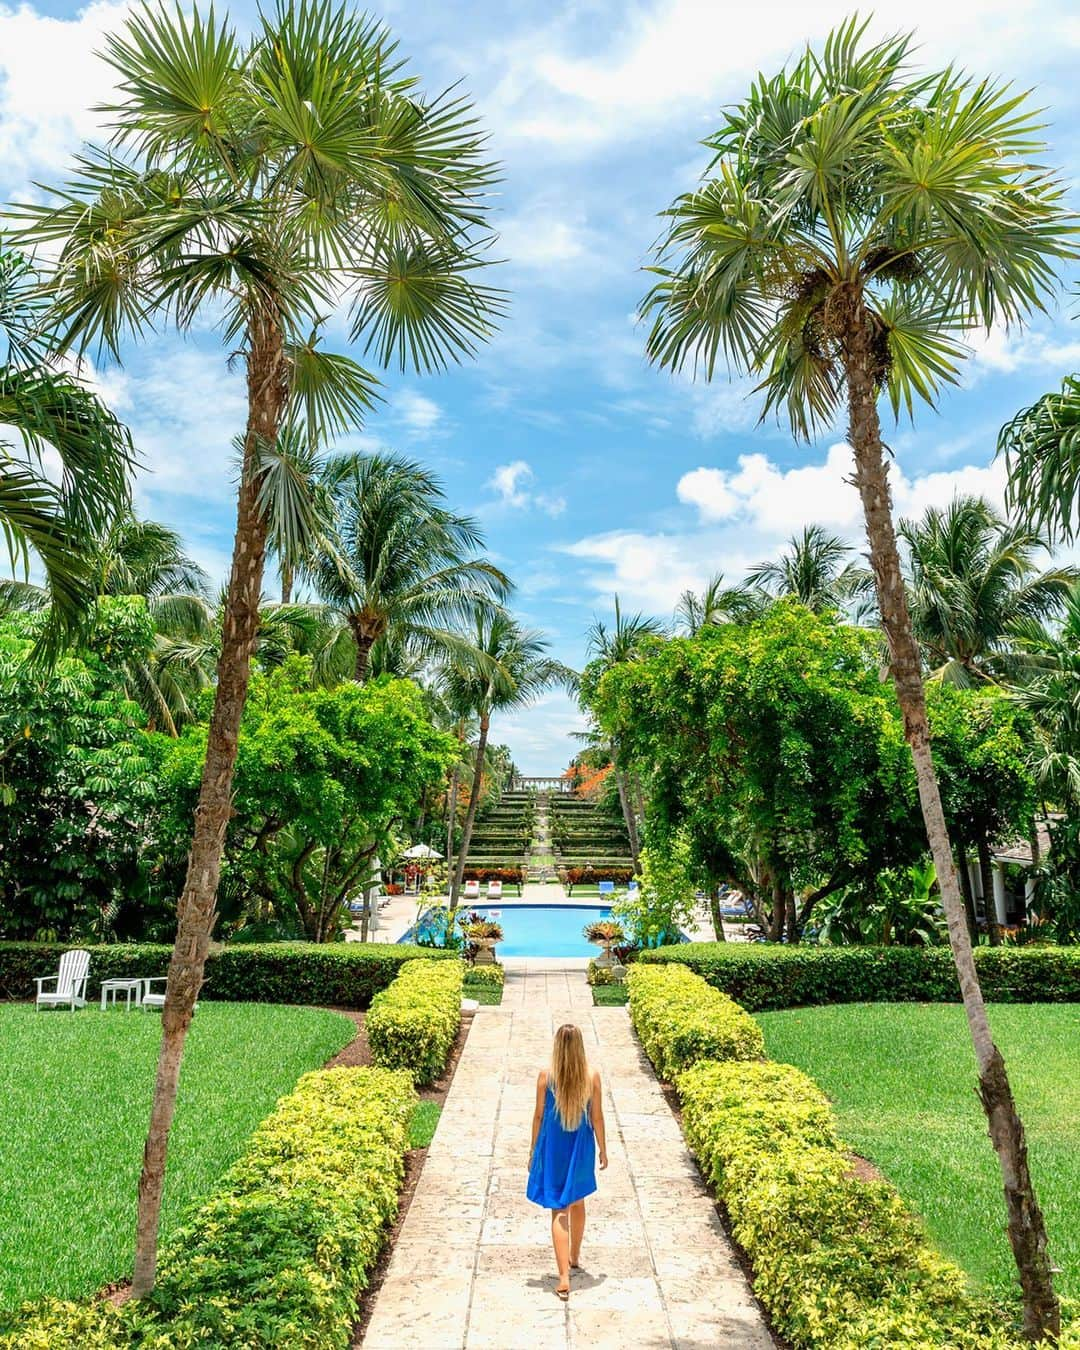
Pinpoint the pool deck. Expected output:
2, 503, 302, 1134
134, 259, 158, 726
359, 965, 774, 1349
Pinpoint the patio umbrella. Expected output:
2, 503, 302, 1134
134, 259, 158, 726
401, 843, 442, 859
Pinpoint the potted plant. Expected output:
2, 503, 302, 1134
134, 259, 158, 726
464, 916, 504, 965
583, 919, 624, 970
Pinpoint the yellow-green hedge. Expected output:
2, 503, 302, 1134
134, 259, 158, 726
367, 958, 463, 1086
626, 963, 764, 1079
1, 1066, 416, 1349
676, 1058, 1029, 1349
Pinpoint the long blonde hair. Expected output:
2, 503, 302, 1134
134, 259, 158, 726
550, 1024, 591, 1131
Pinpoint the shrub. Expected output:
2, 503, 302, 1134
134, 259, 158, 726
637, 942, 1080, 1011
676, 1058, 1016, 1349
1, 1066, 416, 1350
463, 963, 504, 989
587, 960, 621, 987
0, 941, 455, 1009
583, 920, 624, 944
625, 964, 764, 1079
366, 959, 463, 1085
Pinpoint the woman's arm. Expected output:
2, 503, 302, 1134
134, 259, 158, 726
591, 1070, 608, 1169
529, 1070, 547, 1166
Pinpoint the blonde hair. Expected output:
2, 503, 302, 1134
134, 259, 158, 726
550, 1024, 591, 1131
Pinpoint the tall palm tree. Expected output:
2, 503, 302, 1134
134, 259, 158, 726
0, 246, 132, 646
1000, 374, 1080, 540
309, 451, 510, 681
444, 611, 569, 912
673, 571, 759, 633
641, 20, 1074, 1334
11, 0, 502, 1296
901, 495, 1076, 685
746, 524, 873, 615
582, 598, 666, 869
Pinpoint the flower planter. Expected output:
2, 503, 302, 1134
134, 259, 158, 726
473, 936, 498, 966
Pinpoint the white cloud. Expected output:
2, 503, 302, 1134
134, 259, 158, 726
486, 0, 1070, 154
565, 443, 1010, 612
488, 459, 566, 517
968, 324, 1080, 379
0, 0, 130, 188
395, 389, 443, 435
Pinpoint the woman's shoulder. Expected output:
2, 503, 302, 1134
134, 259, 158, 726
589, 1065, 601, 1088
536, 1068, 549, 1089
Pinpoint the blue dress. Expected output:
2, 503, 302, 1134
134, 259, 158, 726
527, 1080, 597, 1210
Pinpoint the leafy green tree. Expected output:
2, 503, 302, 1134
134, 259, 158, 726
927, 683, 1038, 941
309, 451, 509, 681
901, 495, 1076, 685
593, 602, 921, 941
444, 611, 569, 911
613, 831, 697, 948
641, 20, 1073, 1328
0, 598, 166, 939
0, 247, 133, 646
746, 524, 873, 615
160, 658, 455, 941
11, 0, 502, 1295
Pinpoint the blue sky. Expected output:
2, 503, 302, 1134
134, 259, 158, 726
4, 0, 1080, 767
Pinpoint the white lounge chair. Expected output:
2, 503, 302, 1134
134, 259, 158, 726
35, 949, 90, 1010
141, 977, 197, 1013
486, 879, 503, 900
463, 879, 481, 902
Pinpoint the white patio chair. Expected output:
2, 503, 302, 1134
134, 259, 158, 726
486, 879, 503, 900
463, 879, 481, 901
35, 949, 90, 1010
141, 977, 197, 1013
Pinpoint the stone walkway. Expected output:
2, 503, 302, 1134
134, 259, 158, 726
361, 965, 773, 1350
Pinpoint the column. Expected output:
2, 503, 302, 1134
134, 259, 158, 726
991, 862, 1008, 926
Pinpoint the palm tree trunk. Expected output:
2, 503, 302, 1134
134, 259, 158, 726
956, 838, 979, 939
280, 561, 293, 605
132, 309, 287, 1299
450, 714, 489, 914
978, 836, 1002, 945
445, 762, 461, 890
353, 630, 374, 681
615, 765, 641, 871
842, 291, 1058, 1340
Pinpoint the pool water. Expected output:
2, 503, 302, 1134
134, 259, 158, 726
403, 904, 615, 958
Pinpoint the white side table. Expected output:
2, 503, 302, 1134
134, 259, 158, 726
100, 977, 142, 1011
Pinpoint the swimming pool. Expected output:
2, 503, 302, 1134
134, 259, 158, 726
402, 903, 615, 958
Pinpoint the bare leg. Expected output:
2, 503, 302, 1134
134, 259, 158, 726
569, 1199, 586, 1267
550, 1208, 571, 1295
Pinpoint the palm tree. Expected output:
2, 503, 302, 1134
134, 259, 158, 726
309, 451, 510, 681
11, 1, 502, 1296
0, 246, 132, 646
444, 611, 569, 912
1000, 374, 1080, 540
901, 495, 1076, 685
746, 525, 873, 615
673, 572, 759, 633
641, 20, 1073, 1335
582, 598, 666, 869
252, 427, 332, 605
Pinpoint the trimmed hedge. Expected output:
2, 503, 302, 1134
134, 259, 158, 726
637, 942, 1080, 1012
625, 964, 764, 1079
677, 1059, 1022, 1349
1, 1066, 416, 1349
463, 963, 504, 989
0, 941, 456, 1010
367, 959, 463, 1085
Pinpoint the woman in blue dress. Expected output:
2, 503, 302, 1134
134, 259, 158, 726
527, 1023, 608, 1299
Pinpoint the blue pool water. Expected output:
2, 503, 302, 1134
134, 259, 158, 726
403, 904, 615, 958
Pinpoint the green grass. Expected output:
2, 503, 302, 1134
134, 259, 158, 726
408, 1101, 442, 1148
0, 1002, 354, 1313
756, 1002, 1080, 1301
592, 983, 628, 1006
465, 982, 503, 1005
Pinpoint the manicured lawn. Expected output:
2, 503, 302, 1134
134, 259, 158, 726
592, 983, 628, 1006
756, 1002, 1080, 1301
0, 1002, 354, 1314
408, 1101, 442, 1148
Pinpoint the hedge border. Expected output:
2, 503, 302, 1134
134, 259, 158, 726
0, 941, 456, 1010
625, 964, 764, 1078
367, 958, 463, 1085
636, 943, 1080, 1011
0, 1065, 417, 1349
